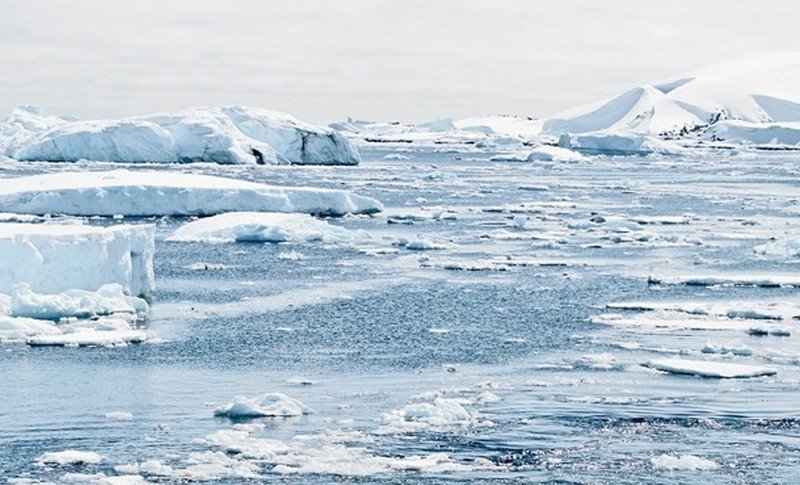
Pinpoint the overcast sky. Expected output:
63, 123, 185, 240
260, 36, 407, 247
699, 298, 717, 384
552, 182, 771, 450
1, 1, 796, 124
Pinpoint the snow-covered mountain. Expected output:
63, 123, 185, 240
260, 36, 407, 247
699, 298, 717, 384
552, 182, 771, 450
0, 105, 361, 165
543, 52, 800, 141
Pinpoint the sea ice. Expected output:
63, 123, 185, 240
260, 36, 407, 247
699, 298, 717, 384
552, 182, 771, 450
166, 212, 365, 244
213, 393, 314, 418
650, 454, 719, 471
644, 358, 776, 378
0, 170, 383, 217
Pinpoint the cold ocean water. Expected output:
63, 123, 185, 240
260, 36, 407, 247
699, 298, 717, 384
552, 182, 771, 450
3, 146, 800, 483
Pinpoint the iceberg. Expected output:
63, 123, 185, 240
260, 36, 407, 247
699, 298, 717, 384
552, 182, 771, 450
2, 105, 360, 165
166, 212, 366, 244
0, 223, 154, 297
0, 169, 383, 217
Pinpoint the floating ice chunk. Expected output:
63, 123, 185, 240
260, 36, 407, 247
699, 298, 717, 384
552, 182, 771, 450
9, 283, 148, 320
26, 325, 150, 347
701, 342, 752, 356
383, 153, 409, 160
105, 411, 134, 422
525, 145, 586, 162
0, 170, 383, 217
0, 223, 154, 297
380, 398, 475, 433
59, 472, 148, 484
5, 105, 360, 165
404, 237, 449, 251
644, 358, 776, 378
213, 392, 314, 418
754, 237, 800, 259
167, 212, 365, 244
490, 151, 530, 162
37, 450, 104, 466
650, 454, 719, 471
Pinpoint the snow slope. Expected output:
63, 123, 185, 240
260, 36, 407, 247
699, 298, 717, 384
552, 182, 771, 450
544, 52, 800, 140
2, 105, 360, 165
0, 170, 383, 217
0, 223, 154, 297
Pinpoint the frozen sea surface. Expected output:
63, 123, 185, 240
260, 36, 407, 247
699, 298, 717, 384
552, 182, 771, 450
3, 147, 800, 482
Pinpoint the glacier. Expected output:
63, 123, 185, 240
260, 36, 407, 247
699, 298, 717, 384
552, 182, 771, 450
1, 105, 360, 166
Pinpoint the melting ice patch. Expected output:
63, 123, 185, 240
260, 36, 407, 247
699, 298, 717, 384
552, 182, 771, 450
213, 393, 314, 418
650, 454, 719, 471
379, 398, 481, 434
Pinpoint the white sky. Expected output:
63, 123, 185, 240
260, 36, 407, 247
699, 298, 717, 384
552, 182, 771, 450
1, 0, 796, 124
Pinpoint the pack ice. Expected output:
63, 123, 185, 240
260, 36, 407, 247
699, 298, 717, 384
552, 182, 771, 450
1, 105, 360, 165
543, 52, 800, 150
0, 169, 383, 217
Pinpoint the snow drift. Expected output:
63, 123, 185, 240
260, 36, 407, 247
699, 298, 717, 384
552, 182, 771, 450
0, 170, 383, 217
1, 105, 360, 165
0, 223, 154, 297
543, 52, 800, 147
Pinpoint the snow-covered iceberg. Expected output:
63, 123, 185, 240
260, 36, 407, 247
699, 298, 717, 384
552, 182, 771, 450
0, 223, 154, 297
167, 212, 366, 244
2, 105, 360, 165
543, 52, 800, 147
0, 170, 383, 217
330, 114, 540, 146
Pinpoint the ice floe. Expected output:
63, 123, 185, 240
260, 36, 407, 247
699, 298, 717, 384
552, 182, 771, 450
650, 454, 719, 471
644, 358, 776, 378
2, 105, 361, 165
0, 169, 383, 217
166, 212, 365, 244
754, 236, 800, 259
379, 398, 477, 434
213, 392, 314, 418
36, 450, 104, 467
